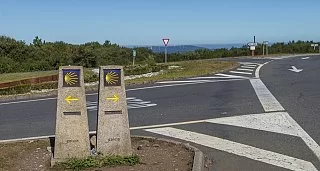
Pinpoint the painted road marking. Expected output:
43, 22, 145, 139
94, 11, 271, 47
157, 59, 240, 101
145, 127, 317, 171
189, 76, 241, 80
239, 62, 260, 65
156, 79, 244, 84
206, 112, 298, 136
229, 71, 252, 75
237, 68, 254, 72
215, 73, 249, 79
87, 97, 157, 111
243, 65, 258, 67
252, 61, 320, 161
250, 79, 284, 112
241, 66, 256, 69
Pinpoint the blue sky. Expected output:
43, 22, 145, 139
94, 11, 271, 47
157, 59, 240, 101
1, 0, 320, 45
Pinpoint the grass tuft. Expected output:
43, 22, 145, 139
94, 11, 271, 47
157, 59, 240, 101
55, 155, 140, 170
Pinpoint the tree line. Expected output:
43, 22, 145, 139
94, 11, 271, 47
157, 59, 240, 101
0, 36, 318, 74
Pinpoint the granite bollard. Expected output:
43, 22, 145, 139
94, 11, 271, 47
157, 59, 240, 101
52, 66, 90, 165
96, 66, 132, 156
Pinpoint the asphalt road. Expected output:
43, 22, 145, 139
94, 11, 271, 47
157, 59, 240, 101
1, 55, 320, 170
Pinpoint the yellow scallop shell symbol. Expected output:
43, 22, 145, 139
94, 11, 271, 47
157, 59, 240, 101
105, 71, 119, 85
64, 72, 78, 85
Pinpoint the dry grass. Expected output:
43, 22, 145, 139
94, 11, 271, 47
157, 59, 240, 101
126, 60, 238, 85
0, 70, 58, 83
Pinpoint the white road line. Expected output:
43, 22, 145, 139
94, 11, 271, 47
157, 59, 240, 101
206, 112, 299, 136
155, 79, 245, 85
215, 73, 249, 79
241, 66, 256, 69
0, 97, 57, 106
249, 79, 284, 112
145, 127, 317, 171
239, 62, 261, 65
189, 76, 237, 80
283, 112, 320, 162
255, 61, 271, 78
237, 68, 254, 72
229, 71, 252, 75
157, 80, 211, 84
253, 61, 320, 161
243, 65, 257, 67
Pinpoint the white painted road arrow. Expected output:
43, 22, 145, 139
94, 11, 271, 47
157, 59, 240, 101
288, 66, 303, 73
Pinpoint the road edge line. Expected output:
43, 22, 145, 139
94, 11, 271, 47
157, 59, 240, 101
255, 59, 320, 162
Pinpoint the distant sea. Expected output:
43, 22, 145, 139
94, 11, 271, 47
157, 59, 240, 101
125, 44, 245, 54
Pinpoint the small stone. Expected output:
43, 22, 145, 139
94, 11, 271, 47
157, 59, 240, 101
39, 165, 43, 168
137, 145, 143, 150
139, 139, 150, 146
28, 140, 34, 143
146, 144, 150, 147
46, 147, 52, 153
37, 148, 41, 150
174, 154, 178, 157
205, 164, 208, 168
153, 144, 160, 147
174, 169, 179, 171
91, 148, 98, 156
90, 135, 97, 147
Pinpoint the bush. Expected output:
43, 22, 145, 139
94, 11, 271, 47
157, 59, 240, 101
84, 69, 98, 83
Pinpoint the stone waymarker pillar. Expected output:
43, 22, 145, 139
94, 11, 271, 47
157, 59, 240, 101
53, 66, 90, 164
96, 66, 132, 156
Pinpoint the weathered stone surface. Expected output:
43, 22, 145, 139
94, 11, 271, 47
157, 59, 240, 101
53, 66, 90, 163
96, 66, 132, 156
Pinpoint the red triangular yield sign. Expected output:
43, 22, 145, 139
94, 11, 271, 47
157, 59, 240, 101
162, 38, 170, 46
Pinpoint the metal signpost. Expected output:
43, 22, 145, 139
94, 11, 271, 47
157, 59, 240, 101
247, 36, 257, 56
248, 42, 257, 56
132, 50, 136, 66
263, 41, 269, 56
53, 66, 90, 165
96, 66, 132, 156
162, 38, 170, 63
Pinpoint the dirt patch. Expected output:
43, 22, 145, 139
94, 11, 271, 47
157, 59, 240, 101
0, 137, 193, 171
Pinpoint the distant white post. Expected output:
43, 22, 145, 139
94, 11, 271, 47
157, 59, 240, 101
311, 44, 319, 53
263, 41, 269, 56
132, 50, 136, 66
162, 38, 170, 63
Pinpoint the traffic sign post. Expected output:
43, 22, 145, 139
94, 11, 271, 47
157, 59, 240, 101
162, 38, 170, 63
52, 66, 90, 165
263, 41, 269, 56
248, 42, 257, 56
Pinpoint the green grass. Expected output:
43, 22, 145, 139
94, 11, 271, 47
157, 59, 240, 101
55, 155, 140, 170
0, 70, 58, 83
125, 60, 238, 85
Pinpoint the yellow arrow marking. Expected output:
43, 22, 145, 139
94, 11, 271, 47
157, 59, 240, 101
106, 94, 119, 102
65, 95, 79, 104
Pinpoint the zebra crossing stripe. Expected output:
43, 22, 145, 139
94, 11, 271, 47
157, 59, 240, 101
237, 68, 254, 72
241, 66, 256, 69
229, 71, 252, 75
145, 127, 317, 171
